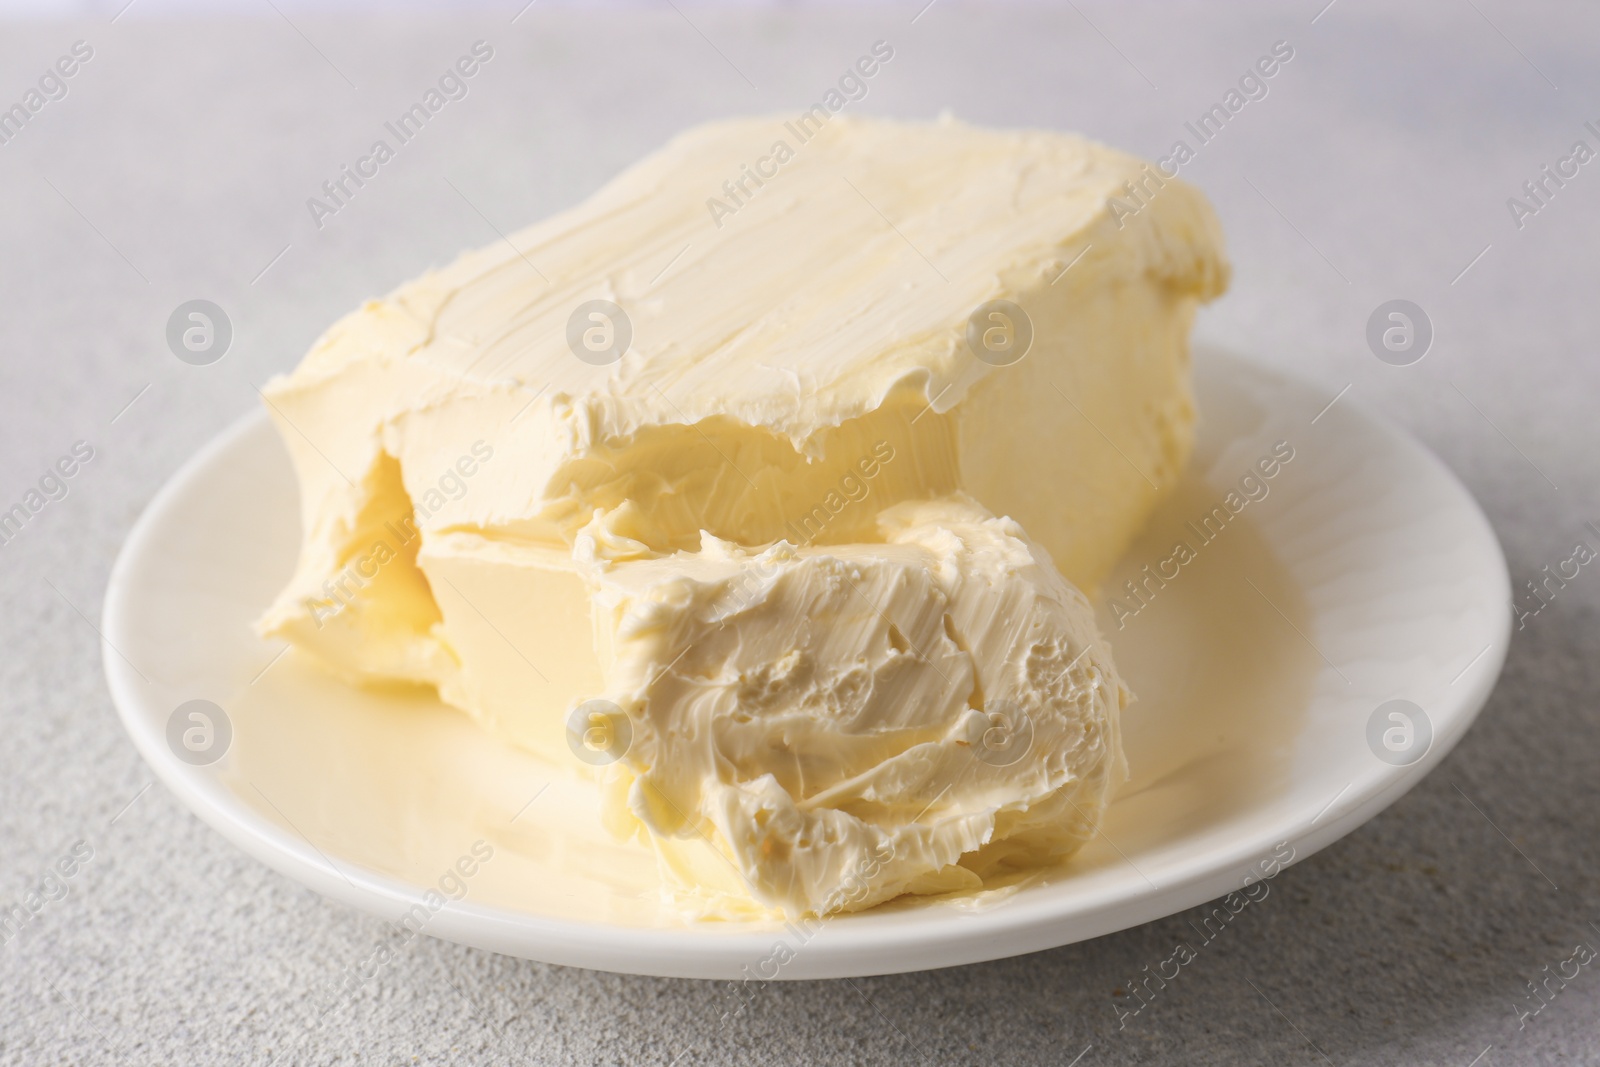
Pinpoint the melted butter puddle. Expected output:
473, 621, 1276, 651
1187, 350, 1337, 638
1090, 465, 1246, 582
225, 662, 676, 926
1090, 474, 1318, 861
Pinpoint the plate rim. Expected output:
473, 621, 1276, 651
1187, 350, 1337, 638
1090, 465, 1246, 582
101, 355, 1512, 980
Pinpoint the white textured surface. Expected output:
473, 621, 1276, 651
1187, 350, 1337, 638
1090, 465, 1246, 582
1, 3, 1596, 1064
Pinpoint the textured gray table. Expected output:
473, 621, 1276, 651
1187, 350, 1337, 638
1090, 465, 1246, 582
2, 3, 1597, 1064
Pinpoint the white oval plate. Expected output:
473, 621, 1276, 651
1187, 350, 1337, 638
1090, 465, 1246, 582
102, 349, 1510, 980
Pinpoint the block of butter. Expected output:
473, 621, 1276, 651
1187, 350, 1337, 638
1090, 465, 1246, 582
257, 114, 1227, 918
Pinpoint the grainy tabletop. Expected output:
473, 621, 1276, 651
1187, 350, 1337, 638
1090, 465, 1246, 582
1, 3, 1596, 1064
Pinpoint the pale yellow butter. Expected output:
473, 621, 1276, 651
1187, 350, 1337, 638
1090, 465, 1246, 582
257, 114, 1227, 918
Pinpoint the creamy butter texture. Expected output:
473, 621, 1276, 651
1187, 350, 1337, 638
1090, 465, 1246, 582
258, 114, 1228, 918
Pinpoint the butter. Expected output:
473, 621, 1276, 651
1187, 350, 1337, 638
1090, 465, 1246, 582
257, 114, 1227, 918
592, 496, 1128, 918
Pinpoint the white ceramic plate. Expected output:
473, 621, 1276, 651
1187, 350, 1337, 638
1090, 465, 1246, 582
102, 349, 1510, 980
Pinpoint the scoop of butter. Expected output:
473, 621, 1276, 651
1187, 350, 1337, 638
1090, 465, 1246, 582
591, 496, 1127, 918
256, 114, 1226, 917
